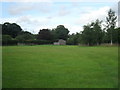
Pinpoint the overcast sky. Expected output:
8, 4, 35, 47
0, 0, 119, 34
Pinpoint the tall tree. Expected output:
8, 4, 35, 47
0, 24, 2, 35
81, 20, 104, 46
16, 31, 35, 42
67, 33, 81, 45
2, 22, 22, 38
54, 25, 69, 40
118, 27, 120, 44
113, 27, 120, 44
105, 9, 117, 45
38, 29, 52, 40
82, 24, 95, 46
50, 29, 58, 41
93, 19, 103, 45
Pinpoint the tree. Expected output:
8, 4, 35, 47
82, 24, 95, 46
118, 28, 120, 44
67, 34, 76, 45
112, 27, 120, 44
0, 24, 2, 45
2, 35, 12, 42
2, 35, 12, 45
16, 31, 35, 42
54, 25, 69, 40
50, 29, 58, 41
102, 30, 108, 43
67, 33, 81, 45
37, 29, 52, 40
2, 22, 22, 38
18, 31, 32, 35
105, 9, 117, 45
81, 19, 104, 46
93, 19, 103, 45
0, 24, 2, 34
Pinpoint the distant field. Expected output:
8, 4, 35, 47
2, 45, 118, 88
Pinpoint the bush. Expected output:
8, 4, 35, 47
16, 33, 35, 42
2, 35, 17, 45
31, 40, 52, 45
2, 39, 18, 45
2, 35, 18, 45
2, 35, 53, 45
18, 40, 53, 45
2, 35, 12, 41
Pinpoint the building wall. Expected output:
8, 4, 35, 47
53, 39, 66, 45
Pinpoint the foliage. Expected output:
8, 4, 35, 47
67, 33, 81, 45
37, 29, 52, 40
82, 23, 95, 45
2, 22, 22, 38
2, 35, 12, 41
16, 31, 35, 42
81, 20, 104, 46
2, 35, 18, 45
54, 25, 69, 40
113, 27, 120, 44
105, 9, 117, 44
50, 29, 58, 41
21, 40, 52, 45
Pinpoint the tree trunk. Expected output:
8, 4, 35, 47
111, 28, 113, 45
97, 42, 99, 45
111, 30, 113, 45
88, 43, 89, 46
111, 39, 113, 45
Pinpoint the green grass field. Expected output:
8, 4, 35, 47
2, 45, 118, 88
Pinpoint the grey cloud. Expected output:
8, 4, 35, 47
8, 2, 53, 15
16, 15, 52, 26
36, 2, 52, 13
8, 3, 34, 15
47, 16, 53, 19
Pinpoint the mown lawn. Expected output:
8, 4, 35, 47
2, 45, 118, 88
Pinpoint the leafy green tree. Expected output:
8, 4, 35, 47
81, 20, 103, 46
18, 31, 32, 35
0, 24, 2, 34
0, 34, 1, 45
2, 35, 13, 45
67, 34, 76, 45
105, 9, 117, 45
2, 22, 22, 38
113, 27, 120, 44
16, 31, 35, 42
102, 30, 108, 43
54, 25, 69, 40
50, 29, 58, 41
2, 35, 12, 41
82, 24, 95, 46
67, 33, 81, 45
118, 28, 120, 44
93, 19, 103, 45
37, 29, 52, 40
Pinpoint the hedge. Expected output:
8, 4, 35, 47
21, 40, 53, 45
2, 40, 18, 46
2, 40, 54, 46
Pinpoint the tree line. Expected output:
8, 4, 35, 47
1, 9, 120, 46
1, 23, 69, 45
